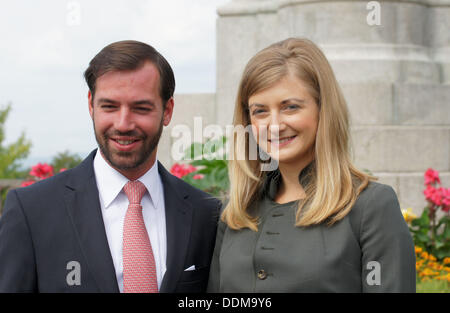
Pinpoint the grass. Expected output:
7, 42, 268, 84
416, 280, 450, 293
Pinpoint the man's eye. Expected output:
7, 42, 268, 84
101, 105, 116, 110
135, 107, 151, 112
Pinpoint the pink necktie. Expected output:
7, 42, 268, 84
122, 180, 158, 293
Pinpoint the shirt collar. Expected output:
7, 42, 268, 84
263, 160, 315, 201
93, 150, 161, 210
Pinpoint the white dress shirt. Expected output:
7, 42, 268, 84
93, 150, 167, 292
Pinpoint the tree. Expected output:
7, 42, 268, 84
51, 150, 82, 173
0, 103, 32, 178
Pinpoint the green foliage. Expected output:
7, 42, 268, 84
51, 150, 82, 173
0, 103, 32, 178
181, 136, 229, 200
410, 207, 450, 261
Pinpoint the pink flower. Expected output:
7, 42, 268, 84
170, 163, 197, 178
170, 164, 184, 178
30, 163, 54, 179
431, 188, 444, 206
442, 188, 450, 212
21, 180, 35, 187
424, 185, 444, 207
424, 185, 436, 201
59, 168, 67, 172
424, 168, 440, 186
193, 174, 204, 180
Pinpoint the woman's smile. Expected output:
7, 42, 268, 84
268, 135, 297, 147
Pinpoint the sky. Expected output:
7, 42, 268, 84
0, 0, 229, 167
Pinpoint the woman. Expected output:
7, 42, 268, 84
207, 38, 416, 292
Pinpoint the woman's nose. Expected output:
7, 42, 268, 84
268, 113, 286, 136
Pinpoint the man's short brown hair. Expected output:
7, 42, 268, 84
84, 40, 175, 104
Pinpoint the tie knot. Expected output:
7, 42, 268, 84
123, 180, 147, 204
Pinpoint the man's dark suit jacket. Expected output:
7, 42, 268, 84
0, 150, 221, 292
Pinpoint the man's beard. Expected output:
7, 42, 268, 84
93, 116, 164, 171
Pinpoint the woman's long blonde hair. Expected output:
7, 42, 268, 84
222, 38, 376, 231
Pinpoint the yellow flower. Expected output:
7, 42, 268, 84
421, 251, 429, 260
422, 269, 431, 276
427, 261, 440, 270
443, 257, 450, 265
429, 255, 437, 262
420, 268, 440, 277
415, 246, 423, 254
402, 208, 417, 223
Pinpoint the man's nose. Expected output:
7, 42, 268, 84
114, 107, 135, 132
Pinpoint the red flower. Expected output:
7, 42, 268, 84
424, 168, 440, 186
424, 185, 444, 207
20, 180, 35, 187
424, 185, 436, 201
442, 188, 450, 213
30, 163, 54, 179
193, 174, 204, 180
431, 188, 444, 206
170, 163, 197, 178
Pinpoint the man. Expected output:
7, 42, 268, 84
0, 40, 220, 292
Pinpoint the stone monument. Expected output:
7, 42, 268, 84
162, 0, 450, 214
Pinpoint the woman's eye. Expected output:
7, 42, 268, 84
252, 109, 266, 115
285, 104, 299, 110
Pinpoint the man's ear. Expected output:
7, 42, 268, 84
163, 97, 174, 126
88, 91, 94, 118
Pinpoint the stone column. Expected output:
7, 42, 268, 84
427, 0, 450, 84
215, 0, 450, 213
216, 0, 279, 126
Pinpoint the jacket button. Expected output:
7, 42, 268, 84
257, 270, 267, 280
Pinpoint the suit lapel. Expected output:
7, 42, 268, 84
64, 150, 119, 293
63, 154, 193, 293
158, 162, 193, 293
